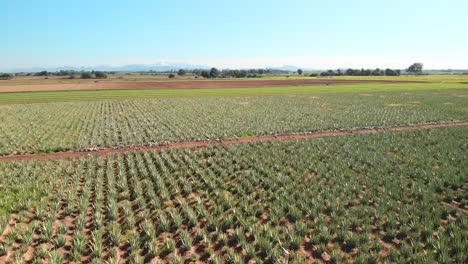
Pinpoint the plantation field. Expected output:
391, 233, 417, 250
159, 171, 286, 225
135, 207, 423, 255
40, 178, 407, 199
0, 76, 320, 86
1, 89, 467, 155
2, 74, 467, 87
0, 126, 466, 263
0, 82, 466, 104
0, 80, 419, 93
320, 74, 468, 83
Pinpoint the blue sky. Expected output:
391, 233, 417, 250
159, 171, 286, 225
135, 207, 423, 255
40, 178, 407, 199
2, 0, 467, 69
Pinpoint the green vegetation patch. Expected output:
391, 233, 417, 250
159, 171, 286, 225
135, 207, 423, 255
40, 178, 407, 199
0, 89, 467, 155
0, 126, 466, 262
0, 184, 47, 215
0, 82, 466, 104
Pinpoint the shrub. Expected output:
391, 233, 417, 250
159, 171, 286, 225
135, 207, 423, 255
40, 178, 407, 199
94, 71, 108, 78
81, 72, 93, 79
0, 73, 13, 80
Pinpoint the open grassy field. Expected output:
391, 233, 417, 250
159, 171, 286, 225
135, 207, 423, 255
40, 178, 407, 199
0, 82, 466, 104
1, 89, 467, 155
1, 126, 466, 263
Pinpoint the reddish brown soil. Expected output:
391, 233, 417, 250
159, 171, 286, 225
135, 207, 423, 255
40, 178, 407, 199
0, 121, 466, 162
0, 79, 420, 92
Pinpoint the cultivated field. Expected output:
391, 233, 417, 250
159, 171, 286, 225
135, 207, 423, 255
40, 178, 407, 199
318, 74, 468, 83
0, 127, 466, 263
0, 82, 466, 104
0, 89, 467, 155
0, 79, 467, 263
1, 74, 467, 87
0, 79, 421, 93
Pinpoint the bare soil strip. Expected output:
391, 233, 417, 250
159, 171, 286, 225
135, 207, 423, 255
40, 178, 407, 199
1, 121, 467, 163
0, 79, 420, 92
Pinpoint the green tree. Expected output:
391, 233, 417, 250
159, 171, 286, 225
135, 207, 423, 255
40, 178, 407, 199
177, 69, 187, 76
81, 72, 93, 79
297, 69, 303, 75
168, 73, 176, 78
406, 63, 423, 75
209, 68, 220, 78
201, 71, 210, 78
34, 71, 48, 76
94, 71, 108, 78
0, 73, 13, 80
192, 69, 202, 77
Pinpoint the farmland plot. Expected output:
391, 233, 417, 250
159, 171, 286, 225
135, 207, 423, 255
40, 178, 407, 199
0, 126, 466, 263
0, 89, 467, 155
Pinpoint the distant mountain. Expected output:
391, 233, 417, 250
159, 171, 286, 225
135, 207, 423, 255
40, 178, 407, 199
1, 62, 211, 73
268, 65, 324, 72
269, 65, 300, 71
1, 62, 329, 73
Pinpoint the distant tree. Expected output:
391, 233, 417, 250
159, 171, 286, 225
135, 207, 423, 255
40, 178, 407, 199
247, 73, 260, 78
371, 68, 383, 76
406, 63, 423, 75
385, 68, 401, 76
297, 69, 303, 75
345, 69, 355, 76
94, 71, 108, 79
309, 73, 318, 77
192, 69, 203, 77
168, 73, 176, 78
177, 69, 187, 76
209, 68, 220, 78
232, 70, 247, 78
320, 70, 336, 77
362, 69, 372, 76
0, 73, 13, 80
81, 72, 93, 79
34, 71, 48, 76
201, 70, 210, 78
320, 72, 328, 77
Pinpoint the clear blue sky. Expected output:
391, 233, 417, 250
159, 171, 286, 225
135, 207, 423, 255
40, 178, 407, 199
2, 0, 467, 69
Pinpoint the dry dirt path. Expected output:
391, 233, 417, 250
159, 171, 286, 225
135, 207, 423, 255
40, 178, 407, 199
1, 121, 466, 162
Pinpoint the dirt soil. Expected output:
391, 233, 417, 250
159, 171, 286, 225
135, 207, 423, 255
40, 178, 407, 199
0, 79, 420, 92
0, 121, 466, 162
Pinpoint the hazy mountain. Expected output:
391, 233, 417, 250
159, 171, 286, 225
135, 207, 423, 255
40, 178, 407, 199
0, 62, 331, 73
1, 62, 211, 73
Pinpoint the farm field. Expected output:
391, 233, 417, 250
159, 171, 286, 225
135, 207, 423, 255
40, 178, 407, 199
318, 74, 468, 83
0, 82, 467, 104
0, 79, 422, 93
0, 126, 466, 263
1, 74, 467, 87
3, 1, 468, 263
1, 89, 467, 155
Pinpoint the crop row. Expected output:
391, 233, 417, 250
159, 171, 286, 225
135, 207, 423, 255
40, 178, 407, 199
0, 126, 466, 263
0, 89, 467, 156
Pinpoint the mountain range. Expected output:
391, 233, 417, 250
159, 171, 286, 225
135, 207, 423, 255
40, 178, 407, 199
1, 63, 317, 73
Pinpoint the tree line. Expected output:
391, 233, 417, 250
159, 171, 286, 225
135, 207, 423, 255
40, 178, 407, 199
314, 68, 402, 77
1, 63, 426, 80
305, 63, 424, 77
30, 70, 109, 79
172, 68, 288, 78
